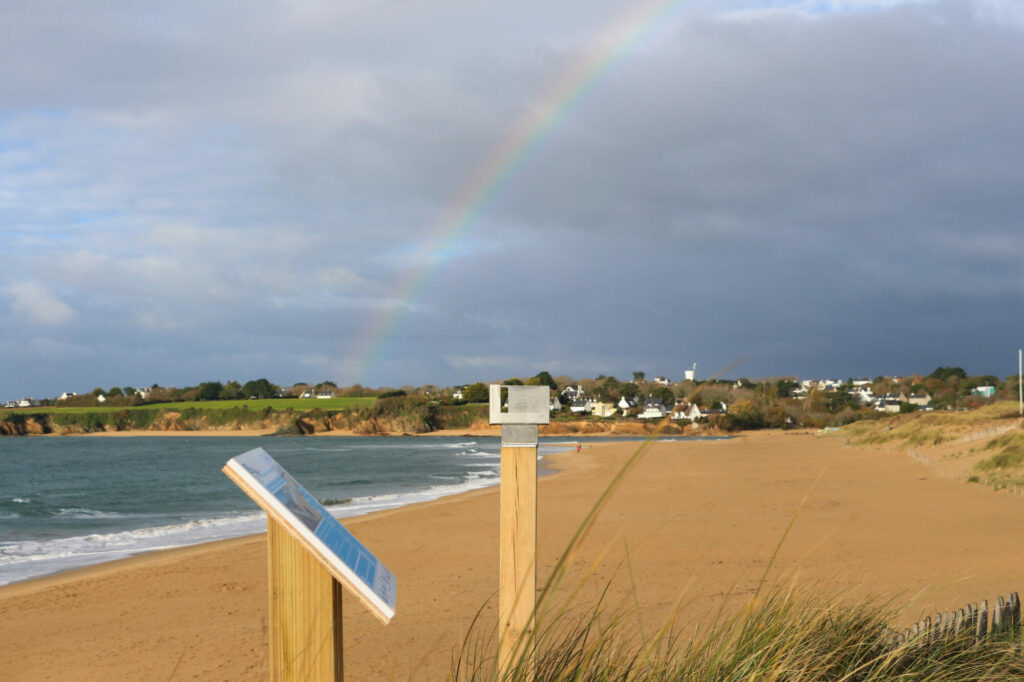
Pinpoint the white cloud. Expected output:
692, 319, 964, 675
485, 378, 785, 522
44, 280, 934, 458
5, 282, 77, 326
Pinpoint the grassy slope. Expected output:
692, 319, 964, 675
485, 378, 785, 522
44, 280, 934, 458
3, 396, 376, 414
841, 401, 1024, 491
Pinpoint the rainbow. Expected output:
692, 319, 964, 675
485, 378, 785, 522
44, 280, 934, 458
346, 0, 686, 385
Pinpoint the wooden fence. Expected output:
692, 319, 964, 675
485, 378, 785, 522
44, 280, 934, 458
892, 592, 1021, 647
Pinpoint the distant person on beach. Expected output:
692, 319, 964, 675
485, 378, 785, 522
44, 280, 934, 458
576, 442, 581, 453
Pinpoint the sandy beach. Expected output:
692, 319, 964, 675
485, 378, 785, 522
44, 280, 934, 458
4, 429, 1024, 680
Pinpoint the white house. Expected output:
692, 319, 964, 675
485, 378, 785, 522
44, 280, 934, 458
17, 398, 40, 407
590, 401, 616, 417
638, 399, 668, 419
549, 397, 562, 412
972, 386, 996, 398
316, 390, 335, 399
58, 391, 77, 401
96, 394, 107, 403
875, 393, 906, 413
851, 386, 875, 405
617, 396, 638, 416
908, 393, 931, 406
653, 376, 670, 386
452, 386, 465, 401
671, 403, 703, 421
561, 385, 585, 401
570, 399, 592, 414
300, 389, 316, 399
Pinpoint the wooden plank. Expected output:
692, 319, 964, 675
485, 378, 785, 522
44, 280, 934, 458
268, 517, 343, 681
499, 444, 537, 671
976, 600, 988, 642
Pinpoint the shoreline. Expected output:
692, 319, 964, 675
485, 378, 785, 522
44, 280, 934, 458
7, 431, 1024, 680
0, 437, 593, 589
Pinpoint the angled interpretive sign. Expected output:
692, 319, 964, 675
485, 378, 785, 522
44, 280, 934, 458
223, 447, 396, 623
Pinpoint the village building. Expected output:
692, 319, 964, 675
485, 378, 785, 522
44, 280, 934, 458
570, 399, 592, 414
638, 399, 668, 419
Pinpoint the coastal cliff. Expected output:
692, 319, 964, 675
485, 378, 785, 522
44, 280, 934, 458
0, 397, 700, 437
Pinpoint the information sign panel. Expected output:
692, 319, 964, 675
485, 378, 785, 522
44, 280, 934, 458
223, 447, 396, 623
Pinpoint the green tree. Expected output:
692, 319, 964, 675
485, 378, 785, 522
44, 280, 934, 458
929, 367, 967, 382
222, 381, 244, 400
633, 371, 645, 383
774, 374, 798, 395
504, 378, 524, 385
764, 405, 789, 428
196, 381, 224, 401
826, 390, 858, 413
242, 378, 278, 399
462, 382, 488, 403
107, 386, 123, 397
649, 386, 675, 406
724, 399, 764, 430
527, 371, 558, 390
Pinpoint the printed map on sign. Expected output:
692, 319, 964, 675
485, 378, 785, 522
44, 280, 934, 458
224, 447, 396, 622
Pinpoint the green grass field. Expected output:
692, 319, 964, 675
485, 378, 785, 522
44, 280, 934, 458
3, 396, 376, 415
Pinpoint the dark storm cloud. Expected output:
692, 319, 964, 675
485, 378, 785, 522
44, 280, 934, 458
1, 1, 1022, 399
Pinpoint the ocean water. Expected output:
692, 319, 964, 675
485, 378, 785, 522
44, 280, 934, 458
1, 435, 679, 586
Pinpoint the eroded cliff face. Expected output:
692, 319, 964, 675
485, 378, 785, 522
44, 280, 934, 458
0, 406, 707, 437
540, 420, 688, 436
0, 415, 49, 435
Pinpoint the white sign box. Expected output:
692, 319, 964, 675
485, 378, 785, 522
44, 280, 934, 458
489, 384, 550, 425
223, 447, 396, 623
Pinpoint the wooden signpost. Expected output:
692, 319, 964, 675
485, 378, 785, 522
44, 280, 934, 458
490, 384, 549, 672
224, 448, 396, 681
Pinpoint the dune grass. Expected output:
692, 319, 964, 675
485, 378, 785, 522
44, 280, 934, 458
454, 585, 1024, 680
841, 402, 1021, 448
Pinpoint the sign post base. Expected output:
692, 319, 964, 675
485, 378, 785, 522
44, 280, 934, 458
268, 517, 344, 681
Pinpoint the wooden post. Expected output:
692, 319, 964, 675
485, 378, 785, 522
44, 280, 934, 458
268, 518, 344, 681
977, 600, 988, 642
499, 441, 538, 669
489, 385, 549, 675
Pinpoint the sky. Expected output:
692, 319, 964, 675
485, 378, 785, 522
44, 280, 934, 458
2, 0, 1023, 400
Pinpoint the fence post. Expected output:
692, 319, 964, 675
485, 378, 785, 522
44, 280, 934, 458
977, 600, 989, 642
